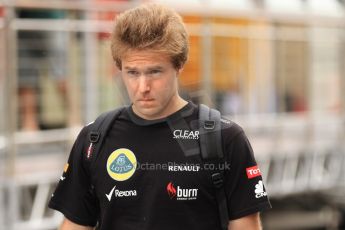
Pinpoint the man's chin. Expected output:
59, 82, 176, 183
133, 105, 158, 119
134, 102, 154, 110
137, 100, 155, 107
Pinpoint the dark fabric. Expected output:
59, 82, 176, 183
49, 102, 271, 229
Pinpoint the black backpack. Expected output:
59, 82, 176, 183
87, 104, 229, 230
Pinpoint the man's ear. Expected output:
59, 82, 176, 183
177, 67, 184, 76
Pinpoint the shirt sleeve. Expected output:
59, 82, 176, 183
48, 126, 99, 226
222, 125, 271, 220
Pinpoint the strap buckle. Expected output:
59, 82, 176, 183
89, 132, 100, 143
211, 172, 224, 188
204, 120, 215, 130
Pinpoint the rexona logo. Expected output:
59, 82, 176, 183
105, 186, 137, 202
167, 182, 198, 200
246, 165, 261, 179
106, 148, 137, 181
254, 180, 267, 199
173, 130, 199, 140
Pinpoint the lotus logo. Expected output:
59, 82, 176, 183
106, 148, 137, 181
110, 153, 133, 174
116, 155, 126, 166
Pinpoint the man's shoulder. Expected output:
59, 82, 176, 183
194, 103, 244, 140
86, 106, 128, 126
220, 116, 245, 141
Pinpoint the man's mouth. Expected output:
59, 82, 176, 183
139, 98, 154, 102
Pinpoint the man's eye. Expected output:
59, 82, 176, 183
150, 69, 161, 75
127, 71, 138, 76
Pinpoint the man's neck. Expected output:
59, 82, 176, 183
132, 95, 188, 120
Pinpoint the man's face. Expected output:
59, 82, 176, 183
121, 50, 182, 120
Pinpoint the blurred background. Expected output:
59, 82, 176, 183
0, 0, 345, 229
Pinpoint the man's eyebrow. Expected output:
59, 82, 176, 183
123, 66, 164, 71
123, 66, 137, 70
146, 66, 164, 70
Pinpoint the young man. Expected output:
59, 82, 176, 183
49, 3, 271, 230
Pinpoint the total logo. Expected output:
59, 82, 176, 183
173, 130, 199, 140
246, 165, 261, 179
167, 182, 198, 201
254, 180, 267, 199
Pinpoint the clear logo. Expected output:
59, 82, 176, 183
173, 130, 199, 140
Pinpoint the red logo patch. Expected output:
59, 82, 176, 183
246, 165, 261, 179
167, 182, 177, 199
87, 143, 93, 159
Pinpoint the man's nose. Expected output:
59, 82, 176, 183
138, 75, 151, 93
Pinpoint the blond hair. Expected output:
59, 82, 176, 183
110, 3, 189, 70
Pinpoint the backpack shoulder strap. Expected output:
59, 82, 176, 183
85, 106, 125, 172
199, 104, 224, 160
199, 104, 229, 230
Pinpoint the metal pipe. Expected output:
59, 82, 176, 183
1, 0, 345, 25
2, 0, 134, 12
8, 18, 341, 44
200, 16, 213, 105
3, 4, 19, 230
